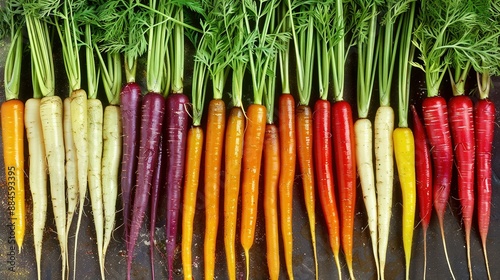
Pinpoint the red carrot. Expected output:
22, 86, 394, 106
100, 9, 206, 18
313, 100, 341, 277
410, 105, 432, 279
449, 95, 475, 278
127, 92, 165, 280
421, 96, 455, 278
475, 97, 495, 279
331, 100, 357, 279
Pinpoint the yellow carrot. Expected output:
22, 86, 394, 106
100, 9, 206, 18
393, 127, 416, 280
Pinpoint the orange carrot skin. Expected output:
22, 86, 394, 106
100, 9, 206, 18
331, 100, 357, 271
278, 94, 296, 279
224, 107, 245, 280
204, 99, 225, 279
449, 96, 475, 234
296, 105, 316, 226
313, 100, 340, 257
475, 98, 495, 243
181, 127, 204, 280
240, 104, 267, 251
1, 99, 25, 249
263, 124, 280, 280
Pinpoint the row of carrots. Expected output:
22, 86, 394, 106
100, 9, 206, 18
1, 0, 500, 279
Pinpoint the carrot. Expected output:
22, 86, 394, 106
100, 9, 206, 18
411, 105, 432, 279
182, 45, 209, 280
127, 92, 166, 280
240, 2, 282, 277
24, 5, 66, 278
1, 98, 26, 251
351, 2, 379, 276
393, 128, 416, 280
119, 82, 141, 242
331, 100, 357, 280
284, 1, 317, 277
164, 93, 189, 278
448, 95, 475, 279
181, 127, 203, 280
475, 95, 495, 280
1, 14, 26, 252
421, 96, 455, 279
63, 97, 78, 247
312, 100, 341, 279
263, 124, 280, 280
240, 104, 267, 278
223, 106, 245, 280
24, 98, 47, 280
40, 95, 68, 279
393, 6, 416, 279
203, 99, 225, 279
277, 94, 297, 279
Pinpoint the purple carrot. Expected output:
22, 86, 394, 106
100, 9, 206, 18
127, 92, 165, 280
149, 131, 165, 280
120, 82, 142, 242
164, 93, 189, 280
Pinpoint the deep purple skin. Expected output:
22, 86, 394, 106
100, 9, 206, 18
149, 132, 165, 280
164, 93, 189, 280
120, 82, 142, 242
127, 92, 166, 280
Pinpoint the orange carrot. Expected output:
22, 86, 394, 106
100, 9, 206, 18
224, 107, 245, 280
278, 94, 297, 279
1, 99, 25, 251
241, 104, 267, 279
204, 99, 226, 279
263, 124, 280, 280
181, 127, 204, 280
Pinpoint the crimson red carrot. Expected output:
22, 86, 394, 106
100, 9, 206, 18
313, 100, 341, 277
331, 100, 357, 279
449, 95, 475, 278
411, 105, 432, 278
475, 72, 496, 280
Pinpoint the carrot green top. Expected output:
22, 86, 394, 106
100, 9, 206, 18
477, 2, 500, 99
1, 1, 24, 101
287, 0, 315, 106
242, 0, 287, 106
412, 0, 494, 98
448, 0, 500, 97
95, 52, 122, 106
352, 0, 379, 118
97, 0, 149, 83
191, 39, 208, 126
278, 4, 290, 94
313, 1, 335, 102
396, 2, 415, 128
23, 0, 56, 98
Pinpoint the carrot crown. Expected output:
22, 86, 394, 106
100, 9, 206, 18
1, 1, 24, 101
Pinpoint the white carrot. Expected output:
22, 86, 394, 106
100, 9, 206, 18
87, 99, 105, 280
71, 88, 89, 279
102, 105, 122, 259
354, 118, 379, 276
24, 98, 47, 280
64, 97, 78, 239
40, 95, 67, 279
374, 105, 394, 280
